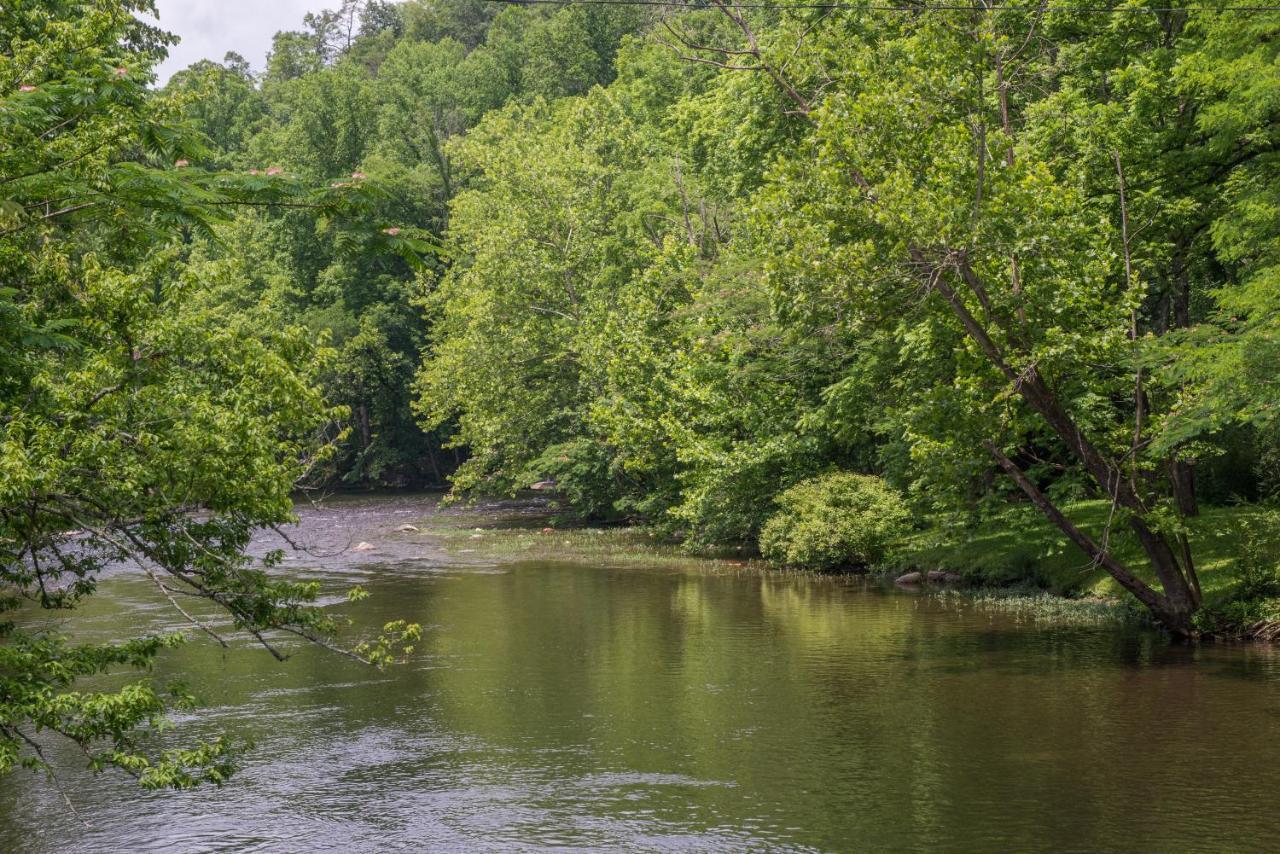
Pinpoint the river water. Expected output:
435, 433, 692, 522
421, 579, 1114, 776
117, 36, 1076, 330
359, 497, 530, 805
1, 494, 1278, 852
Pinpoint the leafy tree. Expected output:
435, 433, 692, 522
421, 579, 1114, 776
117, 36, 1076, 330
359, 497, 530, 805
165, 53, 266, 165
360, 0, 404, 39
0, 0, 415, 788
401, 0, 499, 49
1159, 12, 1280, 490
304, 2, 364, 63
375, 36, 506, 201
264, 30, 326, 84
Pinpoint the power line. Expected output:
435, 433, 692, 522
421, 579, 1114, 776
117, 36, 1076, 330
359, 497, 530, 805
482, 0, 1280, 12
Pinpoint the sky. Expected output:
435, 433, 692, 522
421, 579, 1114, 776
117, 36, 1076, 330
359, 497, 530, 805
147, 1, 332, 83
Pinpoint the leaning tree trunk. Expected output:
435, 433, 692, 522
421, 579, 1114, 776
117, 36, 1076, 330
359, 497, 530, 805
922, 255, 1202, 637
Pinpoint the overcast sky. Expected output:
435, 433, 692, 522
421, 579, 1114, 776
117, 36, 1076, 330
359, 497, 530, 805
148, 1, 332, 83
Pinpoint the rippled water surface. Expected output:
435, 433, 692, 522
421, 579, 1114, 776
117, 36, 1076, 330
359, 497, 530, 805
2, 494, 1278, 852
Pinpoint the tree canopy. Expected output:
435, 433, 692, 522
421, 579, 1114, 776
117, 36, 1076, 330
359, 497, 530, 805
0, 0, 416, 788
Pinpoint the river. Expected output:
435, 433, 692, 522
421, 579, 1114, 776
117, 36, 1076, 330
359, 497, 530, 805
1, 494, 1278, 852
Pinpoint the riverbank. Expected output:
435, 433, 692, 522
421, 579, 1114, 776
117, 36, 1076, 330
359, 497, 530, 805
419, 498, 1279, 637
410, 501, 1141, 630
887, 501, 1280, 637
418, 508, 770, 574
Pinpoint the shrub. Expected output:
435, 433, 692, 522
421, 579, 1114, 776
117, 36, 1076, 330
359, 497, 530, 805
759, 473, 910, 570
522, 438, 627, 522
1236, 508, 1280, 600
667, 434, 828, 549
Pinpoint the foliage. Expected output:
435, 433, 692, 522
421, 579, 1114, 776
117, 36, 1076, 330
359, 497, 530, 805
404, 2, 1280, 633
759, 474, 910, 570
10, 0, 1280, 799
0, 0, 417, 790
171, 0, 654, 489
1231, 508, 1280, 601
415, 91, 678, 505
164, 53, 265, 164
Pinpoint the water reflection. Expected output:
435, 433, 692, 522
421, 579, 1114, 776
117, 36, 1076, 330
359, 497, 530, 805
1, 497, 1278, 852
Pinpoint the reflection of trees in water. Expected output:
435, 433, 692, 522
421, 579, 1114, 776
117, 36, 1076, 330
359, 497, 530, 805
15, 506, 1280, 852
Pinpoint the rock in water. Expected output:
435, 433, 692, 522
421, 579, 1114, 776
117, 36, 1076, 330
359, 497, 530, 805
927, 570, 963, 584
398, 524, 419, 532
354, 542, 375, 551
895, 571, 923, 586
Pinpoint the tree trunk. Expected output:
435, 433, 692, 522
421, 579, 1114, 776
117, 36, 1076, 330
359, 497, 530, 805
1171, 459, 1199, 518
984, 441, 1172, 614
988, 442, 1197, 636
424, 442, 443, 486
357, 403, 371, 451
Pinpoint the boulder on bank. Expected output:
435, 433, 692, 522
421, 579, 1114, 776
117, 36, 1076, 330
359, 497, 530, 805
927, 570, 963, 585
895, 571, 924, 586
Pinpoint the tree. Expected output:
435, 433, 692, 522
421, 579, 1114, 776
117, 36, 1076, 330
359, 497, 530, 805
165, 53, 267, 165
1159, 11, 1280, 489
416, 92, 675, 512
264, 30, 326, 84
0, 0, 415, 789
360, 0, 404, 39
731, 3, 1280, 635
401, 0, 499, 49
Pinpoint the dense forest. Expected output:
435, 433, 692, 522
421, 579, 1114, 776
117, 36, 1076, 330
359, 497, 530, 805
4, 0, 1280, 787
166, 0, 1280, 631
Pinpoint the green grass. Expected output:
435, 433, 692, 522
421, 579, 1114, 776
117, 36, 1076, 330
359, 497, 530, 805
888, 501, 1273, 609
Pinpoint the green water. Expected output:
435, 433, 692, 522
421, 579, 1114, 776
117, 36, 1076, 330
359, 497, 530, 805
1, 495, 1278, 852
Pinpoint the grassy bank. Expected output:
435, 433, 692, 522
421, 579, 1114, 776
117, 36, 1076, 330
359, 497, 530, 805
888, 501, 1280, 631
